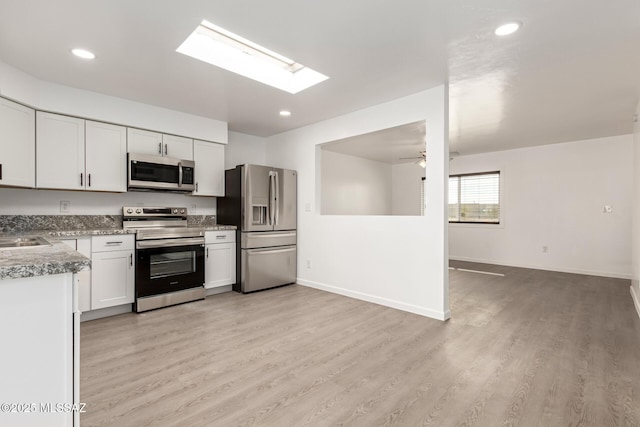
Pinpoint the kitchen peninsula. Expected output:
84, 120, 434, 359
0, 237, 89, 427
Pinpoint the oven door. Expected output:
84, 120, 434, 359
135, 241, 205, 298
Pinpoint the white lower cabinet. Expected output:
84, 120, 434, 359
91, 235, 135, 310
204, 230, 236, 289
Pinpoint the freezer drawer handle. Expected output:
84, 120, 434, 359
247, 232, 296, 238
247, 247, 296, 255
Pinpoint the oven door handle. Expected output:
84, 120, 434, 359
136, 237, 205, 249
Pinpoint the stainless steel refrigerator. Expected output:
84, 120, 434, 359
217, 164, 297, 293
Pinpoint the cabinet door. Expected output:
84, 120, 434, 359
163, 134, 193, 160
0, 97, 35, 188
127, 128, 163, 156
91, 250, 134, 310
193, 140, 224, 196
205, 242, 236, 288
36, 112, 85, 190
85, 120, 127, 192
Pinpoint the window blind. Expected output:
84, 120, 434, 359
448, 171, 500, 223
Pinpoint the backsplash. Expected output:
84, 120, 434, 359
0, 215, 216, 233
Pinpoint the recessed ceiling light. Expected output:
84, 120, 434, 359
279, 110, 291, 117
71, 48, 95, 59
176, 20, 329, 94
494, 22, 521, 36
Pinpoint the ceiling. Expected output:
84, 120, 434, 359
0, 0, 638, 155
321, 121, 426, 165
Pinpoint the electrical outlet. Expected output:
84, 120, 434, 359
60, 200, 70, 213
306, 259, 312, 269
190, 204, 197, 214
542, 246, 548, 253
603, 205, 613, 213
305, 202, 312, 212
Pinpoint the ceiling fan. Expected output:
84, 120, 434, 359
399, 151, 426, 167
398, 150, 460, 167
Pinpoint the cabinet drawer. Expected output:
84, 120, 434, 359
91, 234, 134, 252
205, 230, 236, 244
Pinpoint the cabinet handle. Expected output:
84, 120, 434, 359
195, 182, 198, 192
215, 235, 226, 240
130, 253, 133, 266
88, 173, 91, 187
164, 143, 168, 156
80, 173, 83, 186
206, 247, 209, 258
158, 142, 162, 154
0, 163, 2, 180
105, 241, 123, 245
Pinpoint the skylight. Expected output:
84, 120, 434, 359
177, 20, 329, 94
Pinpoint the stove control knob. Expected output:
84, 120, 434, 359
173, 208, 179, 214
136, 209, 142, 214
180, 209, 185, 214
126, 208, 133, 214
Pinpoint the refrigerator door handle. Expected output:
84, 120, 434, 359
268, 172, 275, 226
274, 171, 280, 226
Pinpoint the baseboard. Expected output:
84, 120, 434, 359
205, 285, 232, 296
297, 278, 450, 321
449, 256, 632, 280
80, 304, 132, 322
631, 286, 640, 321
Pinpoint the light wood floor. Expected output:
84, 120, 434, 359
81, 262, 640, 426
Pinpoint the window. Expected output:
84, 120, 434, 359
449, 171, 500, 224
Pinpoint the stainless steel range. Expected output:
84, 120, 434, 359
123, 206, 205, 312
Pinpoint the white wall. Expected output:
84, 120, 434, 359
631, 103, 640, 318
266, 86, 450, 320
321, 150, 391, 215
225, 131, 268, 169
449, 134, 633, 279
0, 61, 227, 143
391, 163, 425, 215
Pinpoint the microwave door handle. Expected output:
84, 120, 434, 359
178, 162, 183, 188
275, 171, 280, 226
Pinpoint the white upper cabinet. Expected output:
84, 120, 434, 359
128, 128, 194, 160
85, 120, 127, 192
37, 112, 127, 192
0, 97, 35, 188
36, 112, 85, 190
127, 128, 163, 156
192, 140, 225, 197
162, 134, 194, 160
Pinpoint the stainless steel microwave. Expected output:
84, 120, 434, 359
127, 153, 195, 192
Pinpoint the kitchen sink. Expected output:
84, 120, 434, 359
0, 236, 52, 250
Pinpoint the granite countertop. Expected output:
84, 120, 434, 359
0, 236, 91, 280
0, 225, 237, 281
